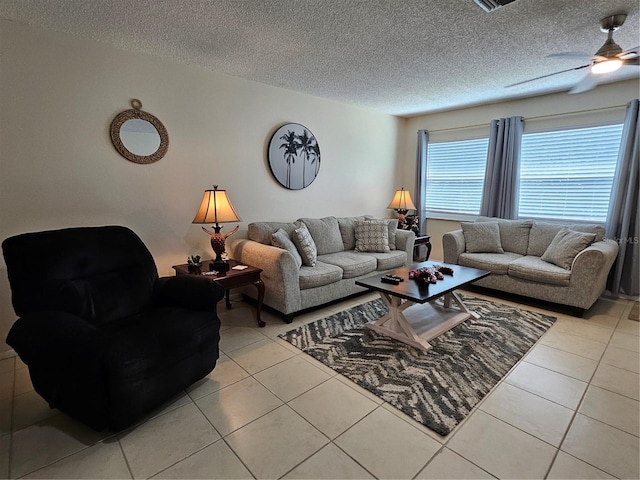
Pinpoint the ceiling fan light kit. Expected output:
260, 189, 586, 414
592, 59, 623, 74
505, 12, 638, 93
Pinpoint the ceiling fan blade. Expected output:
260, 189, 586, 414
506, 64, 591, 88
547, 52, 593, 59
618, 47, 639, 59
569, 72, 601, 94
622, 57, 639, 66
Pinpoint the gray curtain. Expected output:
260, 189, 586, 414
480, 116, 524, 219
606, 99, 639, 297
415, 129, 429, 234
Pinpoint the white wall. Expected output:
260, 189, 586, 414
0, 20, 403, 355
401, 80, 640, 261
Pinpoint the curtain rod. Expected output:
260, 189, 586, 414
421, 103, 629, 134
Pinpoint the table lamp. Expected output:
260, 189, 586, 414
193, 185, 241, 270
387, 188, 416, 220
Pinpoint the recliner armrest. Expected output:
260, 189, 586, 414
6, 310, 110, 367
153, 275, 225, 312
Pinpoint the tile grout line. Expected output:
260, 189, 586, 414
541, 306, 625, 480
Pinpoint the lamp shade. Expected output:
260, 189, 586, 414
387, 188, 416, 212
192, 186, 241, 224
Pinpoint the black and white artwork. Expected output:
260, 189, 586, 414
268, 123, 321, 190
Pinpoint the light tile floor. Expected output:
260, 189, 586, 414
0, 291, 638, 479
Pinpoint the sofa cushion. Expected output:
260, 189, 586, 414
292, 222, 318, 267
527, 222, 605, 257
248, 221, 300, 245
318, 252, 377, 279
508, 256, 572, 286
336, 215, 371, 250
541, 228, 596, 270
354, 220, 390, 253
298, 217, 344, 255
368, 218, 398, 250
271, 228, 302, 269
461, 222, 504, 253
362, 250, 407, 270
476, 217, 533, 255
298, 261, 343, 290
458, 252, 522, 275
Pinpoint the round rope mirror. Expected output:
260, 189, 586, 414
110, 99, 169, 164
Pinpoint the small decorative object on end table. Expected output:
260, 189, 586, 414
192, 185, 242, 271
173, 259, 265, 327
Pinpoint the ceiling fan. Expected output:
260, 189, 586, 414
507, 14, 639, 94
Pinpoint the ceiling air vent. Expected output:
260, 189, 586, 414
473, 0, 519, 12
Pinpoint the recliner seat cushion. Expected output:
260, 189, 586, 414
318, 252, 377, 278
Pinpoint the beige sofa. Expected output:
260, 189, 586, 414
443, 217, 619, 315
228, 216, 416, 322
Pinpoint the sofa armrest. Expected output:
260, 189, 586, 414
153, 275, 225, 312
228, 238, 302, 314
567, 239, 619, 304
395, 230, 416, 266
443, 230, 466, 264
571, 239, 619, 277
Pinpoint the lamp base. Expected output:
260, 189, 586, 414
210, 259, 229, 271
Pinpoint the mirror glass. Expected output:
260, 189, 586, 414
119, 119, 161, 156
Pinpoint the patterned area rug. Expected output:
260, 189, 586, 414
279, 295, 556, 436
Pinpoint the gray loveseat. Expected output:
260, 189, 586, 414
228, 216, 416, 322
443, 217, 619, 314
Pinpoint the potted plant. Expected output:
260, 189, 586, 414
187, 255, 202, 274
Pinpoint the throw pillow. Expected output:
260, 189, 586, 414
354, 220, 390, 253
337, 215, 370, 250
461, 222, 504, 253
541, 228, 596, 270
292, 222, 318, 267
271, 228, 303, 269
368, 218, 398, 250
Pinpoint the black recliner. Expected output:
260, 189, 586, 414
3, 225, 224, 431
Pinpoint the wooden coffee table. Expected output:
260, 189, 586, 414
355, 262, 490, 352
173, 259, 265, 327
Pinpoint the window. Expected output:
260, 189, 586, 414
426, 138, 488, 216
518, 124, 623, 223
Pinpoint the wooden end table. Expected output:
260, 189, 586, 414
172, 259, 265, 327
414, 235, 432, 261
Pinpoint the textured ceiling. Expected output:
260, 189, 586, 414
1, 0, 638, 116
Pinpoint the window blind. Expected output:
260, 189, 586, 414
518, 124, 623, 223
426, 138, 489, 215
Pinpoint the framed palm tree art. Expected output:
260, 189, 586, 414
267, 123, 321, 190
